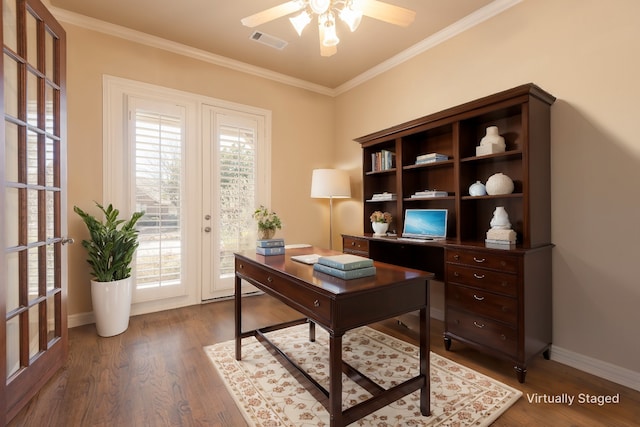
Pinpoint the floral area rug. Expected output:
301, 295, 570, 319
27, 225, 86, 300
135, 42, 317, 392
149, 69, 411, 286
204, 324, 521, 426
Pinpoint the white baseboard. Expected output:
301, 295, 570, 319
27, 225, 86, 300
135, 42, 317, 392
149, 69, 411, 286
551, 345, 640, 392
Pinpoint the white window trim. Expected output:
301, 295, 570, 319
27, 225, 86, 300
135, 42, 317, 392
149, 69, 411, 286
103, 75, 272, 315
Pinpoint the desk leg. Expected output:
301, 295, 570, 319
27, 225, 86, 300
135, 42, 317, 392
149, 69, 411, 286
329, 333, 343, 427
420, 305, 431, 416
309, 321, 316, 342
235, 273, 242, 360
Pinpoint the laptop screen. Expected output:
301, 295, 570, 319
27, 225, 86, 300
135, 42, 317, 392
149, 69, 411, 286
402, 209, 448, 239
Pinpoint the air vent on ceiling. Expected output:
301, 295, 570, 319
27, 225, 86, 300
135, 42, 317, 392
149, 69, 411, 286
250, 31, 288, 50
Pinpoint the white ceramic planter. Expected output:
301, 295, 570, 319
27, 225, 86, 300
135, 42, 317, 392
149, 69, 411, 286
372, 222, 389, 236
91, 277, 133, 337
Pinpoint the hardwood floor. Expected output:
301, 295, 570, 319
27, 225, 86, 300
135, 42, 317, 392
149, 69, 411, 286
9, 294, 640, 426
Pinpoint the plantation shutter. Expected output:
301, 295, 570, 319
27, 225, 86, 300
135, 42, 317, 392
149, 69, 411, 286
217, 119, 257, 278
132, 104, 185, 298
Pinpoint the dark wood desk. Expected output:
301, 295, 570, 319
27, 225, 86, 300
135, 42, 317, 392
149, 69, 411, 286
234, 246, 433, 427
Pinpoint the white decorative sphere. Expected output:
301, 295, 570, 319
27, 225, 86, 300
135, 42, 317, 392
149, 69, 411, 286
485, 173, 514, 195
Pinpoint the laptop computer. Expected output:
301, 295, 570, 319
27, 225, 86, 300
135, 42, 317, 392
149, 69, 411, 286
398, 209, 448, 242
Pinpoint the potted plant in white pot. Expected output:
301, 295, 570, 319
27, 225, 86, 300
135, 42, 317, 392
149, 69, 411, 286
74, 202, 144, 337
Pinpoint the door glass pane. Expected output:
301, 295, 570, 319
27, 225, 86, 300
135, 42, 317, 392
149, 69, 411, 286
28, 247, 39, 301
6, 251, 20, 312
45, 28, 54, 79
45, 83, 55, 134
6, 316, 20, 377
27, 70, 39, 127
5, 186, 19, 247
46, 190, 54, 240
5, 121, 19, 182
26, 10, 38, 67
3, 0, 17, 51
4, 54, 18, 118
29, 304, 40, 358
47, 296, 56, 343
46, 137, 55, 187
46, 243, 55, 292
27, 188, 39, 243
27, 130, 39, 185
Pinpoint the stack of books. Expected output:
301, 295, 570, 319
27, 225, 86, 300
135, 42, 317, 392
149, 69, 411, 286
411, 190, 449, 198
313, 254, 376, 279
369, 192, 397, 201
256, 238, 285, 256
415, 152, 448, 165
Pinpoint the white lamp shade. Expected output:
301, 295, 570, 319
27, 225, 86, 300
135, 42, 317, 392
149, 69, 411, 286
310, 169, 351, 198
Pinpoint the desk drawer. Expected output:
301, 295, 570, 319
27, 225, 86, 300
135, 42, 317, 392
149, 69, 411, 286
446, 264, 518, 297
446, 308, 517, 357
236, 261, 331, 323
447, 249, 518, 273
446, 283, 517, 325
343, 236, 369, 256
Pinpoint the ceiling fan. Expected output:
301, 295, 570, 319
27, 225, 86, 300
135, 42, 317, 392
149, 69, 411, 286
241, 0, 416, 57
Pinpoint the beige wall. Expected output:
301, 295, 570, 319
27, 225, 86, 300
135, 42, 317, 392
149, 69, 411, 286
65, 24, 336, 315
60, 0, 639, 377
334, 0, 640, 374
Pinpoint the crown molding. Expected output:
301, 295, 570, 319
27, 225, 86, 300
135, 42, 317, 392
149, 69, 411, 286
51, 0, 521, 97
334, 0, 523, 95
50, 6, 335, 96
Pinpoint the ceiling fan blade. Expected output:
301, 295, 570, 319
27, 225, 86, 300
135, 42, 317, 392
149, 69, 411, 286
319, 25, 337, 57
360, 0, 416, 27
241, 1, 304, 28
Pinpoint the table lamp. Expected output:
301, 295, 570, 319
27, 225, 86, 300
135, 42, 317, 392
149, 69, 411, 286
310, 169, 351, 249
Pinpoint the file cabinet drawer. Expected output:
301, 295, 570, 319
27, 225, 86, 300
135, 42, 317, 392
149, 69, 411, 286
446, 308, 517, 357
446, 249, 519, 273
446, 264, 518, 297
446, 283, 517, 325
343, 236, 369, 256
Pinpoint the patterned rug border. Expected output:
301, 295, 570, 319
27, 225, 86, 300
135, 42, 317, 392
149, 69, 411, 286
205, 324, 522, 426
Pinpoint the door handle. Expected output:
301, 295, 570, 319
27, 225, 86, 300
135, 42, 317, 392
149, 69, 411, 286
61, 237, 74, 245
204, 226, 211, 232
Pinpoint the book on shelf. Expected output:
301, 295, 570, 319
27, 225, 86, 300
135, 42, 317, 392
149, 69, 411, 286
416, 152, 448, 161
313, 263, 376, 280
256, 238, 285, 248
370, 192, 397, 201
411, 190, 448, 198
371, 149, 395, 172
256, 246, 285, 256
317, 254, 374, 271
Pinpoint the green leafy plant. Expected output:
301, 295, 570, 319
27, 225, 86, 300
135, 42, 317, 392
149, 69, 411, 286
74, 202, 145, 282
252, 205, 282, 232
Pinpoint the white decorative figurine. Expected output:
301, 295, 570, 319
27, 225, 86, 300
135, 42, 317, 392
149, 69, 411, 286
476, 126, 506, 156
486, 206, 516, 245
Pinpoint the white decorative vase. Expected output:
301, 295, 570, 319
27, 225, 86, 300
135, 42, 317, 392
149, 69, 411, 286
476, 126, 506, 156
485, 173, 514, 195
469, 180, 487, 196
91, 277, 133, 337
371, 222, 389, 236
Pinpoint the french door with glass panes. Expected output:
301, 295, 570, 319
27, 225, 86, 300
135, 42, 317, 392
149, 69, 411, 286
1, 0, 67, 423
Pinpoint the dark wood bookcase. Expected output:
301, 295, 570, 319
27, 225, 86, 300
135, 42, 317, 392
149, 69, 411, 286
345, 84, 556, 382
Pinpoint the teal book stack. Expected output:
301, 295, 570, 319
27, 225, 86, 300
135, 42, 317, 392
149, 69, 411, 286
313, 254, 376, 279
256, 238, 285, 255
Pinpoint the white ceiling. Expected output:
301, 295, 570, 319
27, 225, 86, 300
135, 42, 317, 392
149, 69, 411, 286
49, 0, 517, 90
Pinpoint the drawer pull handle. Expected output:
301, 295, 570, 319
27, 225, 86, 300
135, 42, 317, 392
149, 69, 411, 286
453, 254, 460, 260
454, 271, 460, 277
473, 273, 485, 279
473, 257, 486, 263
473, 294, 485, 301
239, 264, 244, 269
351, 241, 356, 246
473, 321, 485, 329
313, 300, 320, 307
267, 276, 273, 283
500, 334, 507, 341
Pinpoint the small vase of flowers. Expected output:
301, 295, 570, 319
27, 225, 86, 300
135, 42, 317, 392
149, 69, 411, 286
370, 211, 392, 236
253, 205, 282, 240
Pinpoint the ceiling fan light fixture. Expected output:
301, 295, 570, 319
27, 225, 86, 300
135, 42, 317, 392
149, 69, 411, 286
339, 6, 363, 32
309, 0, 331, 15
320, 13, 340, 47
289, 10, 312, 36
